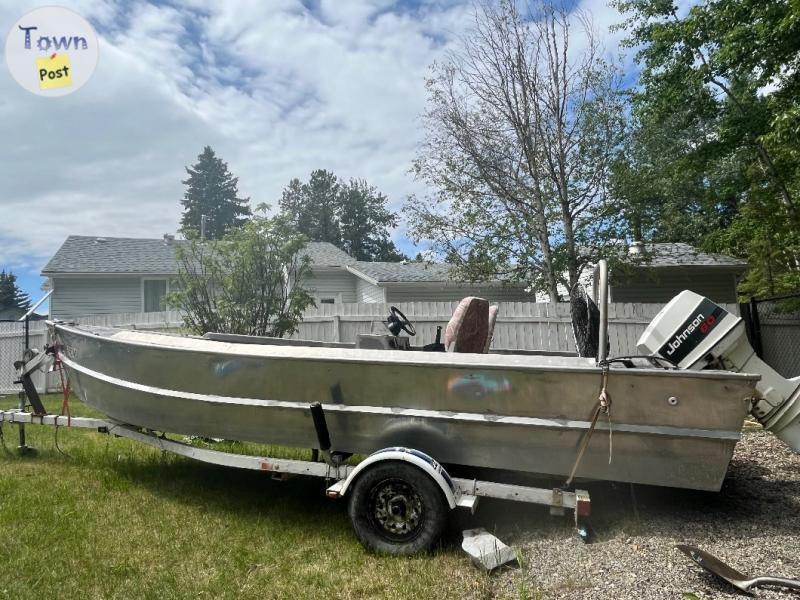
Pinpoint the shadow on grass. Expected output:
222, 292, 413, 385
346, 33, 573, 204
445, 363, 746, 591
107, 454, 351, 526
105, 453, 546, 551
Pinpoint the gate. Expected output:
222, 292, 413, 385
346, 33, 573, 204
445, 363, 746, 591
741, 292, 800, 378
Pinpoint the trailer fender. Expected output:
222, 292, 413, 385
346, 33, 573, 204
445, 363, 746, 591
327, 447, 459, 509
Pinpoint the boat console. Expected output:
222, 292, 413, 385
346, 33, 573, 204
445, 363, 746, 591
355, 334, 411, 351
355, 298, 496, 354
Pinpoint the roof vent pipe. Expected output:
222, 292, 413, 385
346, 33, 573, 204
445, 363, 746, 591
629, 240, 645, 255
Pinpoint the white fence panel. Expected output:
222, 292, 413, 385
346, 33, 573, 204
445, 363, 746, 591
61, 301, 742, 353
75, 311, 184, 330
293, 301, 738, 352
0, 321, 48, 395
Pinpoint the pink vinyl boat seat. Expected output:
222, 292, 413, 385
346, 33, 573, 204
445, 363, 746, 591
445, 296, 491, 353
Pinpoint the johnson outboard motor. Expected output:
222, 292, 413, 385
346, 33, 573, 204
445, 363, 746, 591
638, 290, 800, 452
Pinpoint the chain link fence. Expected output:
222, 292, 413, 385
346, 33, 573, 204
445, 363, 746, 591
742, 292, 800, 378
0, 320, 48, 396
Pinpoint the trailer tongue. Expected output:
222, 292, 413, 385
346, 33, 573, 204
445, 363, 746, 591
638, 290, 800, 453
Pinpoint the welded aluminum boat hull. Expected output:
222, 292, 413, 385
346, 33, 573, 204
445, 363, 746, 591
52, 322, 759, 491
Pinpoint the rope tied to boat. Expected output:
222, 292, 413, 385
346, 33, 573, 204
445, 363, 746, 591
563, 363, 613, 489
52, 341, 72, 427
599, 366, 613, 466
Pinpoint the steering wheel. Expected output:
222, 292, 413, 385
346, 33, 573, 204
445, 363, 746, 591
388, 306, 416, 336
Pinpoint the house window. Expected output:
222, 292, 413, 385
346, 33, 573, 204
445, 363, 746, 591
143, 279, 168, 312
313, 293, 342, 305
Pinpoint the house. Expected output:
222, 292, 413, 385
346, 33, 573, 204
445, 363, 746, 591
608, 242, 747, 304
0, 306, 27, 320
346, 261, 532, 303
0, 307, 47, 321
41, 235, 534, 319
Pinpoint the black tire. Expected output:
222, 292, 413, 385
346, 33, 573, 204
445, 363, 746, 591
348, 461, 448, 555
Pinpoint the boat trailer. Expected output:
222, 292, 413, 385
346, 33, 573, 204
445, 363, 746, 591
0, 403, 590, 568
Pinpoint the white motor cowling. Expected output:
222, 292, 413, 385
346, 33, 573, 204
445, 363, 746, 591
637, 290, 800, 453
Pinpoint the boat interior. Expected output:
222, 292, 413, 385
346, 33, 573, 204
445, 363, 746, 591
203, 296, 579, 358
196, 260, 659, 364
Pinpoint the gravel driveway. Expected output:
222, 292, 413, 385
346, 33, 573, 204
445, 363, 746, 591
466, 427, 800, 599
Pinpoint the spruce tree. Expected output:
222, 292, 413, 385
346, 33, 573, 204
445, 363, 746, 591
278, 171, 405, 261
339, 179, 405, 261
0, 270, 30, 311
180, 146, 251, 240
305, 170, 341, 246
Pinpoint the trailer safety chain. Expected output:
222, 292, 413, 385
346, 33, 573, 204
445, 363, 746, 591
47, 342, 74, 457
54, 422, 71, 458
563, 363, 613, 489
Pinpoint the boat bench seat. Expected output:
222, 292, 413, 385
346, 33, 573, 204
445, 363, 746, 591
445, 297, 495, 353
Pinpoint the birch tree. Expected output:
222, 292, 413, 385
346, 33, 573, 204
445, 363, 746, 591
406, 0, 625, 300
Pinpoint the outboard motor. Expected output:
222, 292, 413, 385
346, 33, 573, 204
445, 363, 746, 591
637, 290, 800, 453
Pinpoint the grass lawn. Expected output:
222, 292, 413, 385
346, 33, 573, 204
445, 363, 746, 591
0, 394, 499, 600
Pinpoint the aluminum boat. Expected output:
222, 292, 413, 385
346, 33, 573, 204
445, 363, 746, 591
50, 328, 755, 492
46, 262, 800, 493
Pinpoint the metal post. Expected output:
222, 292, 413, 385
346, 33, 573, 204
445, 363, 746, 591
201, 215, 207, 240
17, 391, 29, 454
749, 297, 763, 358
19, 319, 29, 453
597, 259, 609, 363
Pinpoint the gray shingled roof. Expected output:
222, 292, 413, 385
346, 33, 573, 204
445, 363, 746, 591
635, 243, 747, 268
303, 242, 356, 267
348, 261, 456, 283
42, 236, 355, 275
42, 236, 182, 274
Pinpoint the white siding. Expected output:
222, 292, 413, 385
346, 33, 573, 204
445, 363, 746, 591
385, 284, 534, 304
356, 278, 386, 303
610, 268, 740, 304
51, 277, 143, 319
304, 269, 357, 303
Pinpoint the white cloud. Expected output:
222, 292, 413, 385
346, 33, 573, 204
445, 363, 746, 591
0, 0, 633, 297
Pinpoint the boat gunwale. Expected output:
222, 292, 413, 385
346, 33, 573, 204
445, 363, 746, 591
51, 321, 761, 382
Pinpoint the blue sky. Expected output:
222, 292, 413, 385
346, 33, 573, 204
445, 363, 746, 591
0, 0, 634, 310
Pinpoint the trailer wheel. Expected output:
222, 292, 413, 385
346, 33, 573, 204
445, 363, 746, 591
348, 461, 448, 555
